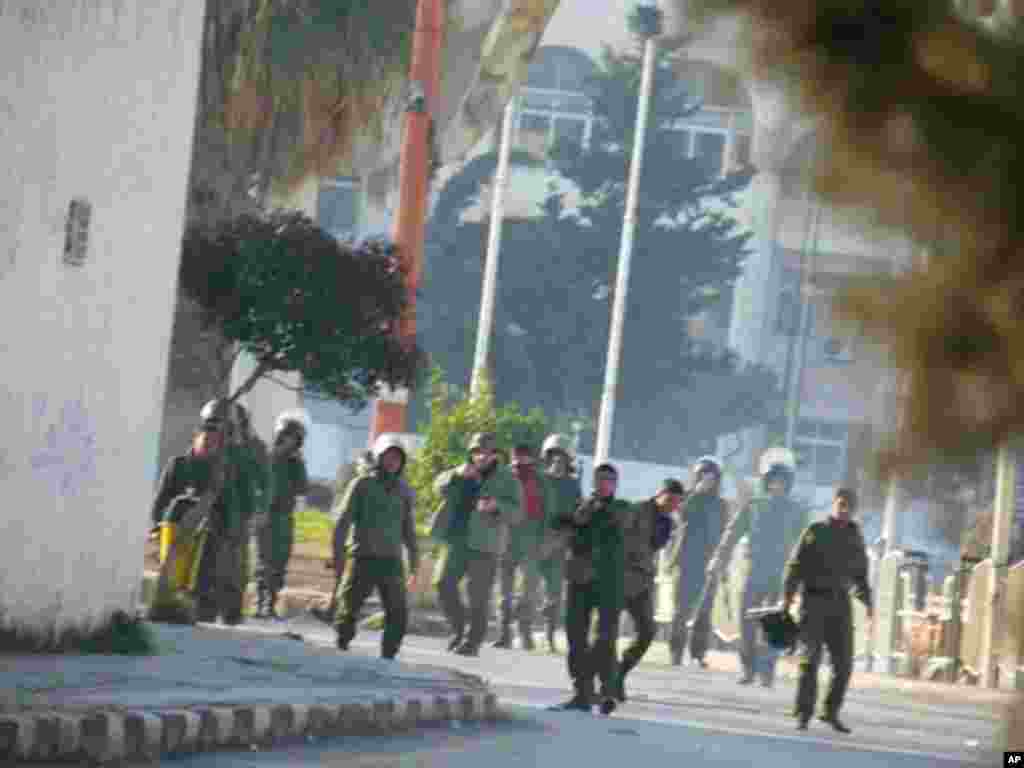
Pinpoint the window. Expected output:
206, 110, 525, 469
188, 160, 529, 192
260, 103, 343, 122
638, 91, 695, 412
63, 197, 92, 267
516, 112, 553, 155
663, 127, 691, 160
317, 177, 360, 241
794, 420, 848, 487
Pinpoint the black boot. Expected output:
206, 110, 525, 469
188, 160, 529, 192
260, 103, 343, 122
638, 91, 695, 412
669, 630, 684, 667
818, 715, 851, 734
613, 662, 633, 703
447, 632, 464, 652
255, 584, 270, 619
455, 641, 480, 657
267, 590, 281, 620
493, 624, 512, 649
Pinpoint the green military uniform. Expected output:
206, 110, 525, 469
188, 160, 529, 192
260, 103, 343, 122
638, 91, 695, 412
712, 491, 806, 684
669, 487, 728, 665
537, 471, 581, 650
496, 461, 557, 649
431, 446, 522, 655
238, 435, 271, 587
256, 451, 307, 598
151, 447, 247, 623
618, 496, 675, 698
784, 518, 872, 724
557, 491, 630, 710
332, 436, 418, 659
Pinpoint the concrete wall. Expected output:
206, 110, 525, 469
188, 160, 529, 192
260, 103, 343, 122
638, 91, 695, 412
0, 1, 204, 634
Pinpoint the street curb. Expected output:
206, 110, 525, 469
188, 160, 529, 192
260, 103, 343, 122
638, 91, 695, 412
0, 690, 500, 764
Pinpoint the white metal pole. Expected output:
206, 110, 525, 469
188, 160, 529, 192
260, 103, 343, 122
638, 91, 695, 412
593, 31, 658, 465
981, 439, 1016, 688
470, 95, 517, 398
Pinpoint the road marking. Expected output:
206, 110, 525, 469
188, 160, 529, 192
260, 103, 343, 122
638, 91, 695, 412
498, 698, 989, 766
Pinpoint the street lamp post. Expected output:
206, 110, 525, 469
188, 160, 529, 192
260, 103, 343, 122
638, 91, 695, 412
594, 2, 661, 465
470, 95, 518, 398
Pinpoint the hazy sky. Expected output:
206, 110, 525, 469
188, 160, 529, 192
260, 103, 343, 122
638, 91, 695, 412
540, 0, 636, 58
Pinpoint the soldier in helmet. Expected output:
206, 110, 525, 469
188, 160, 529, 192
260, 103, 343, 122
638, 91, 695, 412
150, 399, 248, 623
253, 411, 309, 619
704, 449, 807, 686
230, 402, 272, 619
494, 444, 552, 650
537, 433, 582, 653
332, 433, 419, 659
430, 432, 522, 657
669, 456, 729, 667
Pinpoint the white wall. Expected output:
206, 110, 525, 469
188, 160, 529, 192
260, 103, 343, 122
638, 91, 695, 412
0, 1, 205, 634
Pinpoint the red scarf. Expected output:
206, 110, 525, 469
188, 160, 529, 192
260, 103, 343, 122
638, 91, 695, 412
515, 464, 544, 521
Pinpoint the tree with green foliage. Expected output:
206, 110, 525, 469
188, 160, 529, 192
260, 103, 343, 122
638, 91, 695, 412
405, 367, 550, 535
422, 31, 780, 463
178, 211, 424, 407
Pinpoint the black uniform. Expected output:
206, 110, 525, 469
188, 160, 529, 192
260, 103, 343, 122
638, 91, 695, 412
783, 518, 872, 725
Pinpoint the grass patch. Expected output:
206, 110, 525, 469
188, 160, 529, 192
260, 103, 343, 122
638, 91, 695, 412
294, 506, 334, 546
294, 507, 436, 554
0, 611, 157, 655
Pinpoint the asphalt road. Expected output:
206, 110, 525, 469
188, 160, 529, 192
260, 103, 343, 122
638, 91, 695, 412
175, 619, 1005, 767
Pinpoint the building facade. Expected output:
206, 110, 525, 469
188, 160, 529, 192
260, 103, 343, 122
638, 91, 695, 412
0, 1, 205, 634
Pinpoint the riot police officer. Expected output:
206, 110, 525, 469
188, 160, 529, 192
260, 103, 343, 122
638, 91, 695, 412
705, 448, 806, 686
254, 410, 309, 618
538, 433, 582, 653
669, 456, 729, 667
151, 399, 247, 624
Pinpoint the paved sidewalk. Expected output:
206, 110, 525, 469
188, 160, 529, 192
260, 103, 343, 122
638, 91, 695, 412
0, 623, 498, 764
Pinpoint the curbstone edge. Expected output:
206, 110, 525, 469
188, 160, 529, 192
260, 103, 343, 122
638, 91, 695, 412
124, 710, 162, 761
2, 688, 501, 763
81, 711, 126, 763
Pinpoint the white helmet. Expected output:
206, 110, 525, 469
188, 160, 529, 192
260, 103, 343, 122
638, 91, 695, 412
759, 446, 797, 476
274, 409, 310, 440
692, 455, 723, 478
372, 433, 407, 472
542, 433, 574, 460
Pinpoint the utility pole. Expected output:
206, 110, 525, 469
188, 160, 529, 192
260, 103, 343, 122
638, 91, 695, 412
594, 2, 661, 465
783, 137, 822, 454
368, 0, 445, 443
470, 95, 518, 398
981, 438, 1018, 688
783, 202, 823, 452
